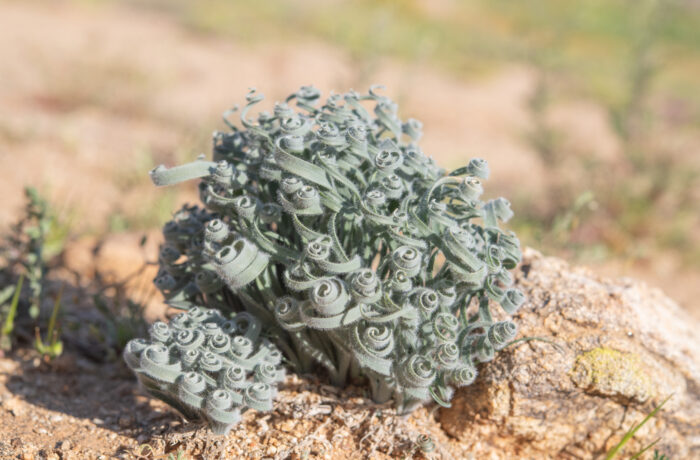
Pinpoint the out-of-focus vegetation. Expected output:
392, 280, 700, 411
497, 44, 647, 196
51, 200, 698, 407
0, 187, 150, 361
112, 0, 700, 266
0, 187, 70, 355
127, 0, 700, 107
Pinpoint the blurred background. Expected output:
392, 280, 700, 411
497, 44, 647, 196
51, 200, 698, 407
1, 0, 698, 318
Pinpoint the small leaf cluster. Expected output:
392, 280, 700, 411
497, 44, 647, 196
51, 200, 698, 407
124, 307, 284, 435
141, 86, 524, 418
0, 187, 67, 354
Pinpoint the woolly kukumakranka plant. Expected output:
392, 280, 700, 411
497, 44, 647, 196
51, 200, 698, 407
127, 85, 524, 430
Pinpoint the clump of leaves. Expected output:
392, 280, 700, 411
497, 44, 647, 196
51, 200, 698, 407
124, 307, 284, 435
91, 292, 149, 361
0, 187, 67, 354
141, 86, 524, 421
1, 187, 65, 318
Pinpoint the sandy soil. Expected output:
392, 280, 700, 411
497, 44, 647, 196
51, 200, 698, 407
0, 346, 470, 460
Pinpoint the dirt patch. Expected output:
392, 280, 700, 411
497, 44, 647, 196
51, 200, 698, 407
0, 349, 464, 459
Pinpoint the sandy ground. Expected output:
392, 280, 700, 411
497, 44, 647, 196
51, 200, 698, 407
0, 349, 461, 459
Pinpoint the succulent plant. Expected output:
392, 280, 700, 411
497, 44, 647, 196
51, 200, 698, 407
135, 85, 524, 422
124, 307, 284, 435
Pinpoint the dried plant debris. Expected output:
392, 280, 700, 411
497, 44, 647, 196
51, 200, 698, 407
131, 85, 524, 431
124, 307, 284, 435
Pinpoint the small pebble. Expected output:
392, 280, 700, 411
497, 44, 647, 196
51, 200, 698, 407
56, 440, 71, 451
3, 397, 24, 416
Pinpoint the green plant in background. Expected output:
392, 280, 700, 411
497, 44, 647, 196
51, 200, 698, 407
0, 275, 24, 351
0, 187, 68, 354
124, 307, 284, 435
34, 284, 64, 359
590, 0, 700, 266
0, 188, 160, 363
33, 235, 152, 364
501, 0, 699, 268
7, 187, 54, 319
113, 0, 700, 269
92, 293, 150, 361
132, 85, 524, 428
609, 0, 661, 160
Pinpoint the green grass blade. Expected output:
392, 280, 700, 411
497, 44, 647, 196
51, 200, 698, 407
606, 394, 673, 459
630, 438, 661, 460
47, 284, 64, 346
2, 274, 24, 338
34, 326, 45, 354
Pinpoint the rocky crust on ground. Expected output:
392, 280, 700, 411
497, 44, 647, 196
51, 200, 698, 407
0, 247, 698, 459
441, 248, 700, 459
